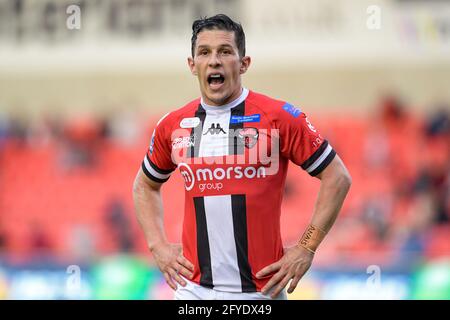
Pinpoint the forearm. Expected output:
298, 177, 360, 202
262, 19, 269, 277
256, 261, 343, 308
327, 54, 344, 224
298, 156, 351, 253
133, 170, 167, 251
310, 168, 351, 233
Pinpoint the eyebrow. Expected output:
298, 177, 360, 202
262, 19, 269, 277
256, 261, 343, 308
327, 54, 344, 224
196, 44, 235, 51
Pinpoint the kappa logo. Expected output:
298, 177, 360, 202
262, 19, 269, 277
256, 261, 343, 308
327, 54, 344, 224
203, 123, 226, 135
237, 128, 259, 149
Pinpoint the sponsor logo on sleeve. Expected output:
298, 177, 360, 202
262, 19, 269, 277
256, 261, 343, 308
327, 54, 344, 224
282, 103, 302, 118
172, 136, 195, 150
305, 117, 317, 133
149, 129, 156, 154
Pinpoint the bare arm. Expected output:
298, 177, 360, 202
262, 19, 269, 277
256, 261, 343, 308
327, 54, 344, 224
133, 169, 167, 250
311, 154, 352, 232
256, 155, 352, 297
133, 168, 194, 290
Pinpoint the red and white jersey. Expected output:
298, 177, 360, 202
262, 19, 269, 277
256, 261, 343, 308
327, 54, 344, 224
141, 88, 336, 292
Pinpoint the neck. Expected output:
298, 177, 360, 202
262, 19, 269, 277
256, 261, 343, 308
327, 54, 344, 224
201, 86, 243, 107
201, 88, 249, 112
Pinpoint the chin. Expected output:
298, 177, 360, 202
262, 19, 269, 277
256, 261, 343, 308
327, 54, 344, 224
206, 92, 228, 106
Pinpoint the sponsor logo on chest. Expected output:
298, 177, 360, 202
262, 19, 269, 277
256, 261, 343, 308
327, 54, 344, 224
180, 117, 200, 129
172, 136, 195, 149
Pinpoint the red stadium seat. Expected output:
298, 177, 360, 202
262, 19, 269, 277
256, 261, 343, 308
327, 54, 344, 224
0, 112, 447, 266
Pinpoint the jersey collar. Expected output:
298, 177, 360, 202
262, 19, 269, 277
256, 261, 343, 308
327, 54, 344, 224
200, 88, 249, 113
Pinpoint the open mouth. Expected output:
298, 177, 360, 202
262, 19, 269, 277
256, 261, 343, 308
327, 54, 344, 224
207, 73, 225, 89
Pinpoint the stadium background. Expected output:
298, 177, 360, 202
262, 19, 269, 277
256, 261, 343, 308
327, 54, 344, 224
0, 0, 449, 299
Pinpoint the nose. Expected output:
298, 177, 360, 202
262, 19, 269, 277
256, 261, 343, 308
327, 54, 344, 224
208, 52, 221, 67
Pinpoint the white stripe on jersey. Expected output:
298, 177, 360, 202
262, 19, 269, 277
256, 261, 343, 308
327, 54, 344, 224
198, 110, 232, 157
306, 144, 333, 173
157, 112, 171, 126
198, 88, 248, 158
204, 195, 242, 292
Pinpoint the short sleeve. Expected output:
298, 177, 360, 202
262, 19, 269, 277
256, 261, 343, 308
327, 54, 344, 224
277, 102, 336, 176
141, 113, 177, 183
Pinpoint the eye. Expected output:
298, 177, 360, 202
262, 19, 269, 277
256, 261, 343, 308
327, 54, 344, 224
221, 50, 231, 55
199, 50, 208, 56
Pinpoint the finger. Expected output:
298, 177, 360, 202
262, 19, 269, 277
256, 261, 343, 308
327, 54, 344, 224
163, 272, 177, 291
287, 265, 309, 294
271, 273, 292, 299
177, 255, 194, 273
176, 264, 194, 280
169, 268, 187, 287
261, 270, 285, 295
287, 275, 302, 294
256, 262, 281, 279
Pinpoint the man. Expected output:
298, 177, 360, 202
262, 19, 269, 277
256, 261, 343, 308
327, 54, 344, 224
133, 14, 351, 300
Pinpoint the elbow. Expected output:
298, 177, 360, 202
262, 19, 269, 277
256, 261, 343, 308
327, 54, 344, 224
132, 170, 161, 197
132, 175, 142, 200
132, 171, 148, 198
339, 169, 352, 192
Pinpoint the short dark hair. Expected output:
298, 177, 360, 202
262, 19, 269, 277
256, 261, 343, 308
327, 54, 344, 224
191, 14, 246, 57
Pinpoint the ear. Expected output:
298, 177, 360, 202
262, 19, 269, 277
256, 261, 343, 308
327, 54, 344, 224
187, 57, 197, 76
240, 56, 251, 75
